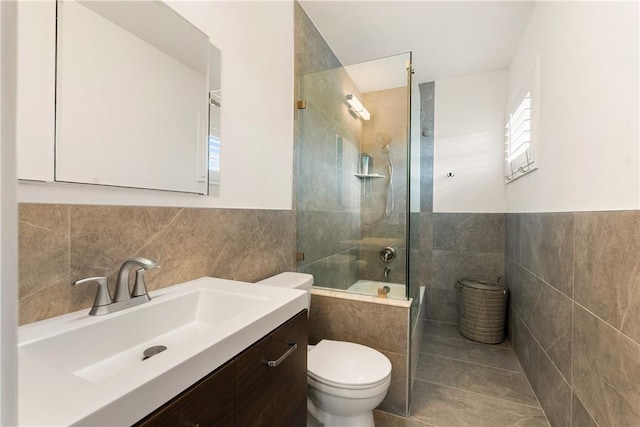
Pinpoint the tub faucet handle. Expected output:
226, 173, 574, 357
379, 247, 396, 263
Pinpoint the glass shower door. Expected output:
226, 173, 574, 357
296, 52, 413, 301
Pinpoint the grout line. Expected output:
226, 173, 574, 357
416, 351, 526, 375
422, 331, 515, 352
512, 307, 572, 386
572, 299, 640, 347
573, 391, 602, 427
421, 329, 514, 351
413, 378, 546, 412
511, 310, 553, 427
571, 214, 576, 424
507, 257, 640, 347
416, 349, 523, 374
508, 255, 572, 302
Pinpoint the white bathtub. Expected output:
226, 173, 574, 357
347, 280, 406, 300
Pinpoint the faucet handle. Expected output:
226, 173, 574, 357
131, 264, 160, 299
74, 276, 113, 309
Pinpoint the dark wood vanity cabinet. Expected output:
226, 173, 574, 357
136, 311, 307, 427
136, 360, 236, 427
236, 310, 307, 426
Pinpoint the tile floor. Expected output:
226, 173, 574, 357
373, 321, 550, 427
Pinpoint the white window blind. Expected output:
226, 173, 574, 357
505, 89, 536, 182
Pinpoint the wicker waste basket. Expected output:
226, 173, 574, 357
455, 279, 509, 344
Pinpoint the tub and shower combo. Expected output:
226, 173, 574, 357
295, 51, 425, 416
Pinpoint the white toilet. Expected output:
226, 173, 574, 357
256, 272, 392, 427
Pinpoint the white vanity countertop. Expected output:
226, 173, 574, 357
18, 277, 307, 426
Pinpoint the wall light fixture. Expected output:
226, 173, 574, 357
346, 94, 371, 120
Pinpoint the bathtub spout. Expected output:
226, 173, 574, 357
384, 267, 391, 277
377, 286, 390, 298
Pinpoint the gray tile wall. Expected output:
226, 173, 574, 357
419, 82, 434, 214
427, 213, 506, 324
506, 211, 640, 427
18, 204, 295, 325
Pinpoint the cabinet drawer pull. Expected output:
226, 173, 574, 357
265, 343, 297, 368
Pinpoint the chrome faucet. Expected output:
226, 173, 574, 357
74, 257, 160, 316
384, 267, 391, 277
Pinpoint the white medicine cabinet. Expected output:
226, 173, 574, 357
16, 0, 220, 196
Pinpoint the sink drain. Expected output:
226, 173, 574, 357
142, 345, 167, 361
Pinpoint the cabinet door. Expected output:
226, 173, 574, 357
235, 311, 308, 427
135, 360, 235, 427
16, 0, 55, 181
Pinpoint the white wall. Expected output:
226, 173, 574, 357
433, 70, 507, 213
0, 1, 19, 423
505, 1, 639, 213
18, 1, 295, 210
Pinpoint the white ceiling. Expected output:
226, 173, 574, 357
344, 52, 411, 92
299, 1, 535, 85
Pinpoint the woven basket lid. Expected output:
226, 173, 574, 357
456, 279, 508, 291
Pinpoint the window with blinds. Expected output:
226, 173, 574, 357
505, 89, 537, 182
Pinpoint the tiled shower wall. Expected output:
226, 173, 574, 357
359, 86, 408, 284
506, 212, 640, 427
18, 204, 294, 325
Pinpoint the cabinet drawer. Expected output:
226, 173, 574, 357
135, 360, 235, 427
235, 311, 307, 427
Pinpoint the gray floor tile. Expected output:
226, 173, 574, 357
374, 320, 547, 427
410, 380, 549, 427
424, 320, 512, 349
415, 353, 539, 407
373, 409, 434, 427
420, 334, 523, 372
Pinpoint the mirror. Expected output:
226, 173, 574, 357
54, 0, 220, 195
208, 44, 221, 197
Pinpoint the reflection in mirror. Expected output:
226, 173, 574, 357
55, 0, 211, 194
208, 44, 221, 197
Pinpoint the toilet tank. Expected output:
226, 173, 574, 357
255, 272, 314, 311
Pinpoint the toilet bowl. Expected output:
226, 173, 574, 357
255, 273, 392, 427
307, 339, 391, 427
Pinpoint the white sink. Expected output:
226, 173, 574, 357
18, 277, 307, 426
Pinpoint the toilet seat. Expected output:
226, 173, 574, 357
308, 374, 392, 400
308, 340, 392, 390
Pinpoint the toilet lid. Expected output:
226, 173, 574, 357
308, 340, 392, 389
